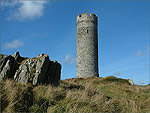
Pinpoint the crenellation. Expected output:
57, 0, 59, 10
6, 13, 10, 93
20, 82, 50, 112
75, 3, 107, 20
77, 13, 97, 25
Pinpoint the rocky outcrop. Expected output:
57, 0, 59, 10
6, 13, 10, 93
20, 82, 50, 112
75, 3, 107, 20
0, 52, 61, 86
0, 54, 18, 80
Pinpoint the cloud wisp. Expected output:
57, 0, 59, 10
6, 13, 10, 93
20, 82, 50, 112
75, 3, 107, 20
31, 33, 39, 38
3, 39, 24, 50
114, 72, 121, 76
2, 1, 48, 21
139, 80, 144, 85
136, 51, 144, 57
61, 54, 75, 65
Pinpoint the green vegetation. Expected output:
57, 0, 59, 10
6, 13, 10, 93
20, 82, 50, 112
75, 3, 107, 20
1, 76, 150, 113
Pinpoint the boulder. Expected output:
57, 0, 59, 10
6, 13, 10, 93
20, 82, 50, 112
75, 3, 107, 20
14, 58, 38, 84
0, 54, 18, 81
128, 79, 134, 85
32, 54, 50, 85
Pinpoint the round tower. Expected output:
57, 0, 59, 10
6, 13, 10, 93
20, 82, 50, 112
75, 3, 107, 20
76, 13, 99, 78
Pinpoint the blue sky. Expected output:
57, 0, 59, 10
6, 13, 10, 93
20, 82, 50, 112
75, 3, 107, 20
1, 1, 149, 85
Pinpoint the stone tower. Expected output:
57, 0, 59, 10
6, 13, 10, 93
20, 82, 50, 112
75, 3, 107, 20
76, 13, 99, 78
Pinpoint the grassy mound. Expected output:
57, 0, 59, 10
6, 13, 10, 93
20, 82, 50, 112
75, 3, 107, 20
1, 76, 150, 113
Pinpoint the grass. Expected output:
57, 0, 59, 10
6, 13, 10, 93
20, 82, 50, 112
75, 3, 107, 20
1, 76, 150, 113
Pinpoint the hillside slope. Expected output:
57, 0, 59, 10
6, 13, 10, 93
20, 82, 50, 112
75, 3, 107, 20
1, 76, 150, 113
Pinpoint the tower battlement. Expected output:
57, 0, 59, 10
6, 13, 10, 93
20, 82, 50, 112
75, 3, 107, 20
77, 13, 97, 24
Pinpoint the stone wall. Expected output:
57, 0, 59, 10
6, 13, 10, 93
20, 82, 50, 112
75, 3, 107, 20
76, 13, 99, 78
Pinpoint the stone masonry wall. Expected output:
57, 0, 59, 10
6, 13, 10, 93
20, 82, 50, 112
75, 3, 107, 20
76, 13, 99, 78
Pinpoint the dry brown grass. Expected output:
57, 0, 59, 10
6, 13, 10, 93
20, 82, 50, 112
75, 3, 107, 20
1, 79, 33, 112
1, 76, 150, 113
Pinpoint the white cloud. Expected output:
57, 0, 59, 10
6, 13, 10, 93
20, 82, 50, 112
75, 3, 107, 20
31, 33, 39, 37
139, 80, 144, 85
114, 72, 120, 76
62, 54, 75, 64
3, 39, 24, 50
136, 51, 143, 56
3, 1, 48, 21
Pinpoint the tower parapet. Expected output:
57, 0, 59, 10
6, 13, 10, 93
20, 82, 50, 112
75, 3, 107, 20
77, 13, 97, 25
76, 13, 99, 78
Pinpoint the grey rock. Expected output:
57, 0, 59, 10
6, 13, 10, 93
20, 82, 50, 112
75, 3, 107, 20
128, 79, 134, 85
0, 52, 61, 86
47, 60, 61, 86
12, 51, 24, 63
38, 53, 44, 57
32, 54, 50, 85
0, 54, 9, 72
0, 54, 18, 81
14, 58, 38, 84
